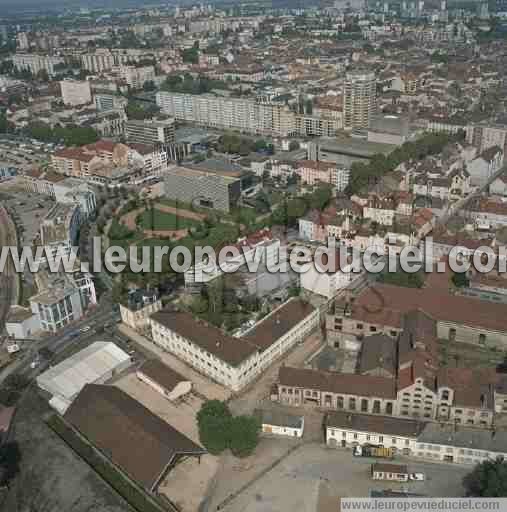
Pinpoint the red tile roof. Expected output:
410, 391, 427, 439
279, 366, 397, 399
349, 283, 507, 333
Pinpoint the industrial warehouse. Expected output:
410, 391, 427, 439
36, 341, 132, 413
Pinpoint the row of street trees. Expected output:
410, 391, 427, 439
24, 122, 98, 147
346, 131, 459, 195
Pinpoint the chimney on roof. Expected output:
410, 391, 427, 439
275, 316, 280, 325
347, 414, 352, 423
216, 341, 221, 348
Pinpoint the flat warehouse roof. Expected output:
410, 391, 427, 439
36, 341, 131, 401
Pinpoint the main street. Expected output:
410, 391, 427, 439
0, 294, 117, 383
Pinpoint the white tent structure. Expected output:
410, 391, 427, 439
37, 341, 131, 413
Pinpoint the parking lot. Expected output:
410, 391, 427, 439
0, 183, 54, 245
213, 443, 469, 512
114, 371, 219, 512
0, 135, 56, 168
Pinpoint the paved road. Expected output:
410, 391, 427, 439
0, 205, 18, 330
0, 297, 116, 384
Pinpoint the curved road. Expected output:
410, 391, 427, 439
0, 205, 18, 331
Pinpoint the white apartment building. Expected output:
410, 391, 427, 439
30, 274, 84, 333
343, 70, 377, 132
94, 93, 128, 112
156, 91, 297, 137
467, 123, 507, 153
60, 80, 92, 106
363, 197, 396, 226
467, 147, 504, 187
40, 203, 82, 259
118, 65, 155, 90
150, 299, 319, 392
119, 289, 162, 331
12, 54, 64, 77
80, 50, 115, 73
326, 410, 507, 466
125, 118, 176, 145
415, 423, 507, 465
299, 254, 362, 299
325, 411, 423, 455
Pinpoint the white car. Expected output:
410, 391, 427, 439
30, 360, 40, 369
80, 326, 91, 333
409, 473, 425, 481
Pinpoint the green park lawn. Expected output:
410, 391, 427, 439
136, 208, 199, 231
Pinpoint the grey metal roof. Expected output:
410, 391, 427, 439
418, 423, 507, 453
255, 409, 303, 429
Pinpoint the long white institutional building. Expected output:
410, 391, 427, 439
150, 299, 319, 391
156, 91, 297, 137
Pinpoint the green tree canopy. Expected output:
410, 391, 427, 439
229, 415, 260, 458
464, 458, 507, 497
308, 184, 332, 210
196, 401, 260, 457
196, 400, 232, 455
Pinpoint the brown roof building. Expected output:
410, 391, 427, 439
64, 384, 205, 491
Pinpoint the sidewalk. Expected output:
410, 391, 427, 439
118, 324, 231, 401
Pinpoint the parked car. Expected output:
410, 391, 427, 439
80, 326, 91, 333
409, 473, 425, 481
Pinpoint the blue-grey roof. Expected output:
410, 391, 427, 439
418, 423, 507, 454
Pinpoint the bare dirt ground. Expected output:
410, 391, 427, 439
120, 203, 206, 241
114, 372, 203, 443
114, 372, 219, 512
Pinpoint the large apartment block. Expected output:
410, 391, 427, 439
150, 299, 319, 392
125, 118, 176, 146
343, 70, 377, 132
156, 91, 297, 137
12, 53, 64, 77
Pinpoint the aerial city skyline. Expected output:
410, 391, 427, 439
0, 1, 507, 511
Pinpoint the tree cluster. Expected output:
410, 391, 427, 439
378, 269, 425, 289
182, 43, 199, 64
126, 101, 160, 120
0, 373, 30, 407
24, 122, 98, 146
161, 74, 228, 95
197, 400, 260, 457
346, 132, 456, 195
216, 133, 273, 157
190, 275, 260, 332
0, 112, 12, 133
0, 441, 21, 487
270, 183, 333, 228
463, 457, 507, 497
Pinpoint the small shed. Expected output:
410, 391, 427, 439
371, 463, 409, 482
255, 409, 304, 438
136, 359, 192, 401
